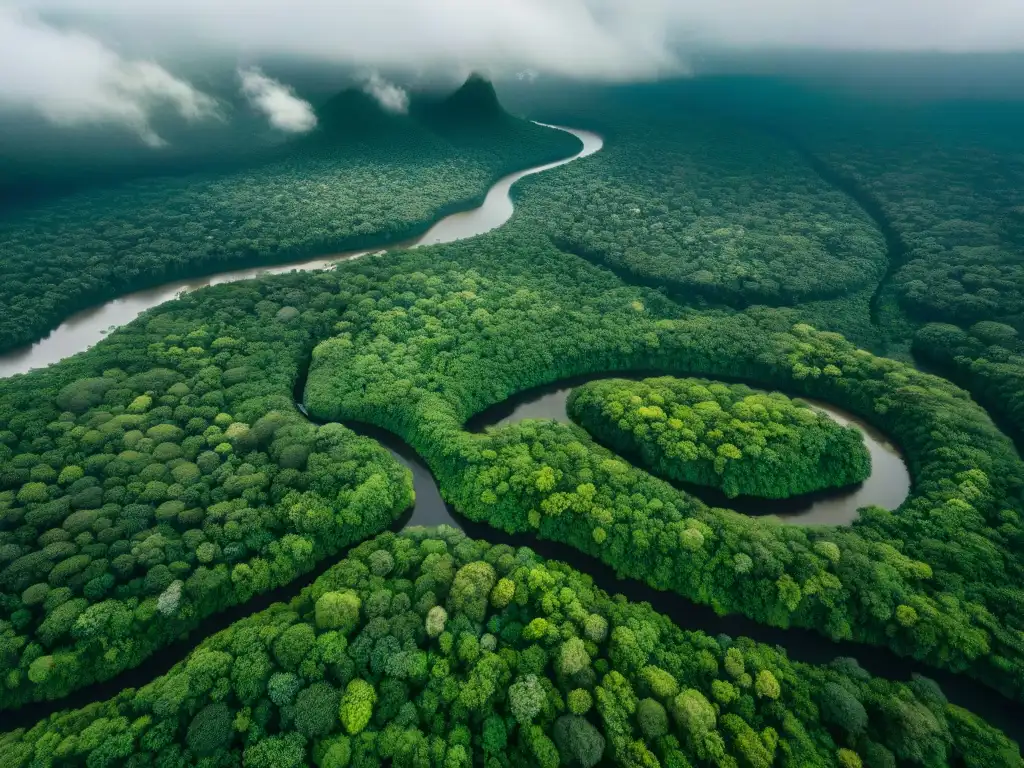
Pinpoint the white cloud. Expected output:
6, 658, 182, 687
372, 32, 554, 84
238, 67, 317, 133
15, 0, 685, 81
14, 0, 1024, 83
0, 7, 218, 146
2, 0, 1023, 146
362, 72, 409, 114
669, 0, 1024, 52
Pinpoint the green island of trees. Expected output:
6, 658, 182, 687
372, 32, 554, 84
1, 528, 1018, 768
0, 76, 579, 355
567, 377, 871, 499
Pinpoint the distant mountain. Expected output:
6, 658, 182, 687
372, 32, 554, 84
433, 74, 505, 123
302, 74, 528, 154
411, 73, 512, 131
313, 87, 415, 140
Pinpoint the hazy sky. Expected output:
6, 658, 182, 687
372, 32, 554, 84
3, 0, 1024, 145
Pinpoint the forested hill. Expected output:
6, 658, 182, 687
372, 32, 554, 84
417, 74, 506, 125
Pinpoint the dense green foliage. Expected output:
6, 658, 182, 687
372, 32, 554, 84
2, 529, 1018, 768
0, 79, 579, 354
511, 101, 886, 308
709, 86, 1024, 341
0, 270, 414, 708
914, 321, 1024, 443
567, 377, 870, 499
811, 121, 1024, 330
303, 229, 1024, 699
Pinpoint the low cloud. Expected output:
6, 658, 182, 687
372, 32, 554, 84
238, 67, 317, 133
0, 7, 218, 146
362, 72, 409, 114
17, 0, 1024, 84
18, 0, 685, 81
3, 0, 1024, 146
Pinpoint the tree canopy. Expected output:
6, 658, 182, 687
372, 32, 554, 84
1, 529, 1016, 768
568, 377, 870, 499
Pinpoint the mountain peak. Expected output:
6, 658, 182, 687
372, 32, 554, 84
438, 74, 503, 121
315, 87, 402, 134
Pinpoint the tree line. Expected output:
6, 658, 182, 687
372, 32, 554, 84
913, 321, 1024, 446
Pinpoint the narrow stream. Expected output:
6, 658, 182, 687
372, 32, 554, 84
314, 401, 1021, 743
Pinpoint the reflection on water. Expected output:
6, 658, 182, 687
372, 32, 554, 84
467, 375, 911, 526
0, 125, 602, 379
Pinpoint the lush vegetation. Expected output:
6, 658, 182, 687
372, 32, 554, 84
2, 528, 1018, 768
0, 78, 579, 354
0, 268, 415, 708
567, 377, 870, 499
809, 117, 1024, 331
303, 228, 1024, 700
4, 75, 1024, 762
708, 86, 1024, 344
914, 321, 1024, 444
774, 94, 1024, 437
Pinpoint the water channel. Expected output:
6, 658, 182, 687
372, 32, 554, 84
3, 123, 1020, 744
0, 124, 602, 379
322, 393, 1017, 742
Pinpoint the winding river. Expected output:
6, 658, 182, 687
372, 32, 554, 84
3, 123, 1013, 742
319, 405, 1015, 741
0, 123, 602, 379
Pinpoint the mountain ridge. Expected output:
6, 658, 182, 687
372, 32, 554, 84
312, 74, 510, 145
